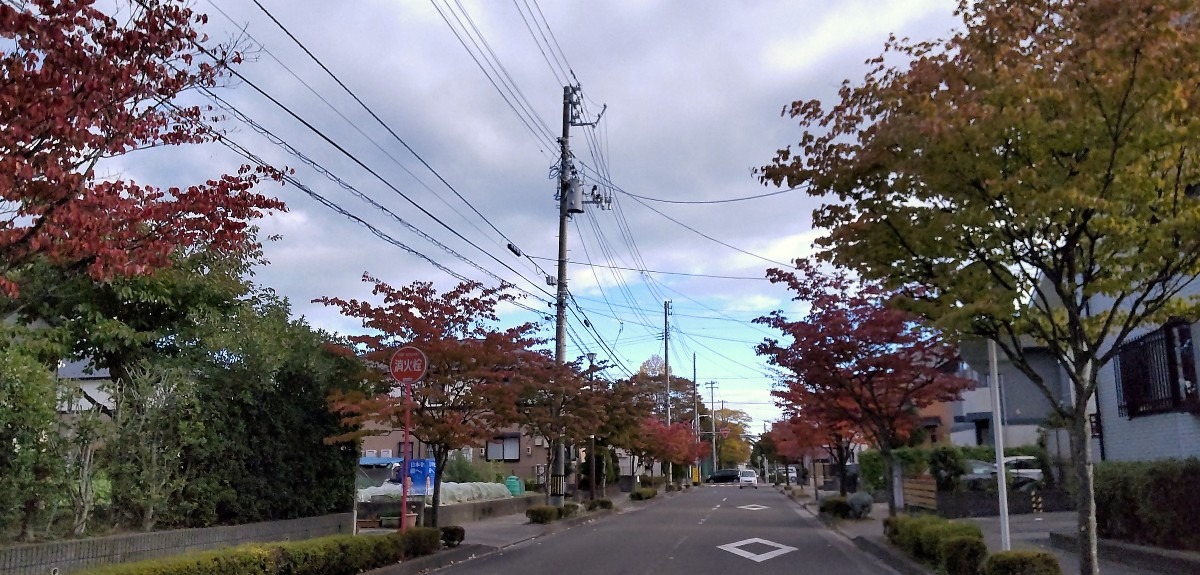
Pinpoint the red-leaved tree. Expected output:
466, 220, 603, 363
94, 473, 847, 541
756, 260, 973, 515
0, 0, 285, 297
318, 276, 539, 526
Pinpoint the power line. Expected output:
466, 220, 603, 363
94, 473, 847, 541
528, 255, 767, 280
620, 186, 807, 205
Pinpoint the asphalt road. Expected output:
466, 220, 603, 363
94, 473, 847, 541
437, 485, 901, 575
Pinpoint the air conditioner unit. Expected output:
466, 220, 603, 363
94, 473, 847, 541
480, 448, 486, 456
365, 450, 378, 457
380, 449, 393, 458
534, 436, 544, 446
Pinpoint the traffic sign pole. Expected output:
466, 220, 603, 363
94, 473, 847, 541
390, 347, 427, 532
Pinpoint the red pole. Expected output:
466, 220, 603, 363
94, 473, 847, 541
400, 378, 412, 532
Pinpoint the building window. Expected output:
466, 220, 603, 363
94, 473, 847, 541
485, 434, 521, 462
1114, 320, 1199, 418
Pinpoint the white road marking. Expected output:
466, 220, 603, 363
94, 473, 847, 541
737, 504, 768, 511
717, 538, 798, 563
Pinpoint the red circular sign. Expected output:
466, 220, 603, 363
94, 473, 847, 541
389, 346, 427, 382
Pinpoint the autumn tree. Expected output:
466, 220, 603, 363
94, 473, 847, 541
511, 354, 603, 496
0, 0, 286, 298
756, 261, 972, 514
760, 1, 1200, 569
319, 276, 538, 526
712, 407, 752, 468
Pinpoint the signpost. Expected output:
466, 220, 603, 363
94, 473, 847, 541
390, 346, 427, 532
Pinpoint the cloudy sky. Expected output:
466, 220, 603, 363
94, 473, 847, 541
119, 0, 963, 428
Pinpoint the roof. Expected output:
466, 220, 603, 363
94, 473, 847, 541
57, 360, 109, 380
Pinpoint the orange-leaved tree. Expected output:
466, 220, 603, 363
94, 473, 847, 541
318, 275, 540, 526
756, 260, 972, 515
0, 0, 285, 297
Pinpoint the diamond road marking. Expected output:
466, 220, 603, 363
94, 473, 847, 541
737, 504, 768, 511
717, 538, 797, 563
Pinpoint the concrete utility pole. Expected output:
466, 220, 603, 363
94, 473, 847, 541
693, 353, 699, 484
663, 299, 671, 482
551, 84, 574, 509
707, 381, 719, 471
551, 84, 608, 508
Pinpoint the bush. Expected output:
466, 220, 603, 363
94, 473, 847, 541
919, 522, 983, 562
892, 515, 943, 557
939, 535, 988, 575
1095, 457, 1200, 550
524, 479, 542, 492
984, 550, 1062, 575
560, 502, 580, 518
440, 525, 465, 548
74, 531, 438, 575
859, 450, 886, 492
929, 445, 968, 492
586, 499, 602, 511
847, 492, 874, 519
526, 506, 558, 524
629, 487, 658, 501
818, 496, 851, 518
403, 527, 441, 556
597, 498, 613, 509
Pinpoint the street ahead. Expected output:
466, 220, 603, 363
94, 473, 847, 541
438, 486, 900, 575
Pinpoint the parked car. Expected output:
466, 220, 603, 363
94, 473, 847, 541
738, 469, 758, 489
960, 459, 995, 491
706, 469, 740, 484
998, 455, 1045, 485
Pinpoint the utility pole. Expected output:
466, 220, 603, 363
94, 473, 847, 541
663, 299, 671, 483
551, 84, 609, 508
693, 353, 698, 485
706, 381, 718, 471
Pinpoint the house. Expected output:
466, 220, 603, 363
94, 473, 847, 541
950, 345, 1070, 449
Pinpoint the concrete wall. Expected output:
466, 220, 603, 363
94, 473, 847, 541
426, 493, 544, 526
0, 514, 353, 575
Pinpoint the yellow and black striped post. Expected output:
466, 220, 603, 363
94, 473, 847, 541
1031, 489, 1043, 514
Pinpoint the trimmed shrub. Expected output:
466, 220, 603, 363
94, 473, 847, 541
930, 445, 968, 492
883, 515, 905, 544
939, 535, 988, 575
561, 502, 581, 518
526, 505, 558, 524
440, 525, 465, 548
1095, 457, 1200, 551
818, 496, 851, 518
586, 499, 602, 511
403, 527, 442, 556
597, 498, 613, 509
74, 532, 433, 575
847, 491, 874, 519
984, 550, 1062, 575
890, 514, 947, 560
629, 487, 658, 501
918, 522, 983, 563
859, 450, 886, 492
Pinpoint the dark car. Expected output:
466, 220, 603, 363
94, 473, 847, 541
706, 469, 740, 483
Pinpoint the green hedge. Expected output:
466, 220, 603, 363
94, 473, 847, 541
886, 514, 984, 568
984, 550, 1062, 575
940, 536, 988, 575
440, 525, 465, 548
818, 496, 851, 518
629, 487, 658, 501
75, 528, 442, 575
526, 506, 558, 524
560, 502, 580, 519
1094, 457, 1200, 550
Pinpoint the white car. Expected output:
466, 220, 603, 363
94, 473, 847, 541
738, 469, 758, 489
999, 456, 1045, 483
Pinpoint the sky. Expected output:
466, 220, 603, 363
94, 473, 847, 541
112, 0, 964, 429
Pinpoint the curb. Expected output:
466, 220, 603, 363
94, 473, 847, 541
795, 497, 931, 575
1048, 531, 1200, 575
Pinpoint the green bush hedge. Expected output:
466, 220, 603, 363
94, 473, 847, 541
1094, 457, 1200, 551
560, 502, 581, 518
940, 535, 988, 575
597, 498, 613, 509
440, 525, 465, 548
886, 514, 984, 568
984, 550, 1062, 575
629, 487, 658, 501
818, 496, 851, 518
526, 506, 558, 524
76, 528, 442, 575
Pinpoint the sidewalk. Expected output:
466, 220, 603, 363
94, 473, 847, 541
790, 487, 1150, 575
362, 488, 670, 575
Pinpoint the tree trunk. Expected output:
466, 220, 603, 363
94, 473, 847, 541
1068, 413, 1099, 575
431, 447, 448, 528
881, 447, 898, 517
